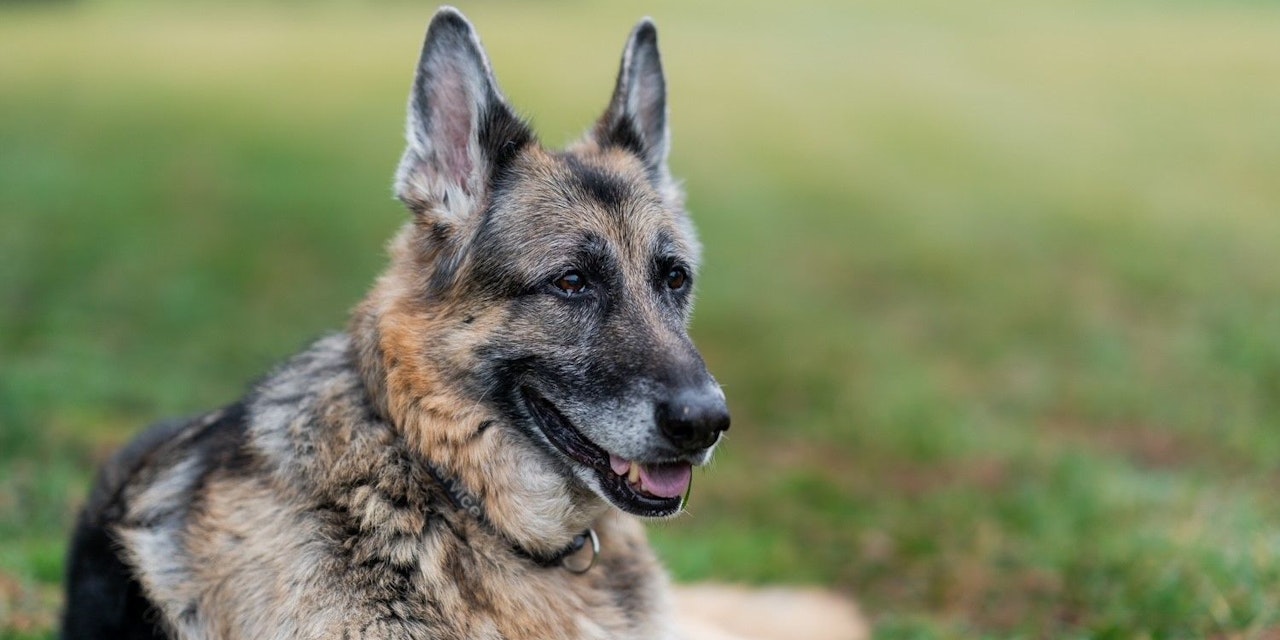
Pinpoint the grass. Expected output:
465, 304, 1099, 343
3, 0, 1280, 637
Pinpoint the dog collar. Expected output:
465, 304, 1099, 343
424, 461, 599, 573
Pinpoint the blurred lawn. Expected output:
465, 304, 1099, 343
4, 0, 1280, 637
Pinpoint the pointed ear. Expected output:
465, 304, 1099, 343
394, 7, 534, 220
594, 18, 670, 183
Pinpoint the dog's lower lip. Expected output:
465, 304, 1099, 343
520, 387, 684, 516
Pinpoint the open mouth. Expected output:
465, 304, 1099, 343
520, 386, 692, 518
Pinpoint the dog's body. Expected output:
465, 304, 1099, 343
61, 8, 866, 640
64, 334, 674, 639
64, 8, 721, 639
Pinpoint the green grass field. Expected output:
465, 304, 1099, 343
4, 1, 1280, 637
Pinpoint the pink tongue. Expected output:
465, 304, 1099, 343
637, 462, 693, 498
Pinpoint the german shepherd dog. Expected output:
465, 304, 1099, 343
61, 7, 745, 639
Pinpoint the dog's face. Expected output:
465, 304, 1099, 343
376, 9, 727, 519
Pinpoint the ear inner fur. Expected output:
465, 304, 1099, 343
394, 8, 535, 225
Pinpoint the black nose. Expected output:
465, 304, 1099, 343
656, 386, 730, 452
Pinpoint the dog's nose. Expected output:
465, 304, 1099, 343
656, 386, 730, 452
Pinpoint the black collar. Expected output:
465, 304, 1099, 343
424, 461, 599, 573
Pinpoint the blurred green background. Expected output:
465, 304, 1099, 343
4, 0, 1280, 637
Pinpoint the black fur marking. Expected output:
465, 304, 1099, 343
478, 100, 533, 187
62, 418, 192, 639
429, 222, 451, 244
426, 242, 468, 300
314, 492, 432, 621
179, 404, 257, 526
651, 230, 678, 262
564, 155, 632, 209
62, 514, 170, 639
572, 234, 624, 310
596, 114, 648, 162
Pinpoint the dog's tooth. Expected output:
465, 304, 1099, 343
610, 455, 631, 476
628, 463, 642, 485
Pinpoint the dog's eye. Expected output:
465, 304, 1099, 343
554, 270, 588, 295
665, 266, 688, 291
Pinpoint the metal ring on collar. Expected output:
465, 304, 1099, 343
561, 528, 599, 574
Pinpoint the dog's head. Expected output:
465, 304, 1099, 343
358, 8, 727, 522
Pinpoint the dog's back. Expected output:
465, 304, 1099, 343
64, 416, 192, 638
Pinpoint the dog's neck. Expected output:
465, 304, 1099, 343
349, 256, 609, 557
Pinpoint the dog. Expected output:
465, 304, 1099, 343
61, 7, 865, 639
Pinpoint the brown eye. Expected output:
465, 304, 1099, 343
554, 270, 587, 295
665, 266, 688, 291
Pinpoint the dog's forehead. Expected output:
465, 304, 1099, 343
486, 148, 695, 265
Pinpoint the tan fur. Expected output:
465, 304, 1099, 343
99, 337, 677, 638
63, 10, 865, 639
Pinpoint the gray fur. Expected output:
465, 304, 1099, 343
64, 8, 726, 639
95, 336, 674, 638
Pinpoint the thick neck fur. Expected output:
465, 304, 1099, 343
350, 224, 609, 557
